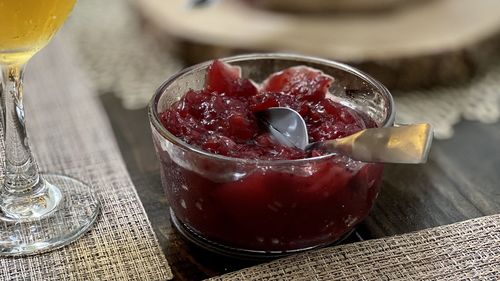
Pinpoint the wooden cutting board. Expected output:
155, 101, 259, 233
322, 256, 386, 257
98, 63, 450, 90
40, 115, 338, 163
133, 0, 500, 90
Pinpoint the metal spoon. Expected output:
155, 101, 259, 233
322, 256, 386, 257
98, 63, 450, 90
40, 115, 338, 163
257, 107, 433, 164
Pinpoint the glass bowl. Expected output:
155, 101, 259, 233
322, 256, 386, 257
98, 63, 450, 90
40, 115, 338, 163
148, 54, 394, 259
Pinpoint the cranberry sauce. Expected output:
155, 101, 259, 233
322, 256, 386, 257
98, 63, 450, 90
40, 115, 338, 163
160, 60, 368, 160
155, 60, 384, 251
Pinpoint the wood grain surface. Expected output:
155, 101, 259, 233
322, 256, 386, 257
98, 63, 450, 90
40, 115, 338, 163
100, 92, 500, 280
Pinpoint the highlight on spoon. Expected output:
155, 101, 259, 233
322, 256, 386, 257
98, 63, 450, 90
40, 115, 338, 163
256, 107, 309, 150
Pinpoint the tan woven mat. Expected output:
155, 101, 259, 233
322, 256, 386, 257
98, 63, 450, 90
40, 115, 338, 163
210, 214, 500, 280
0, 37, 172, 280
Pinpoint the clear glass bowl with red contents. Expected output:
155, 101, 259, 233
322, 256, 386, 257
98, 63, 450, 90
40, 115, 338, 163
148, 54, 395, 259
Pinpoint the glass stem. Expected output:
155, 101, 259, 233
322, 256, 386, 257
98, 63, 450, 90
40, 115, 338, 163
1, 65, 41, 194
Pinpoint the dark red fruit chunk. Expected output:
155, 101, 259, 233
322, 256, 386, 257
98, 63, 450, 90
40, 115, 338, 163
227, 114, 256, 141
202, 135, 237, 155
233, 79, 259, 97
206, 60, 240, 94
262, 66, 334, 102
206, 59, 259, 97
249, 93, 279, 112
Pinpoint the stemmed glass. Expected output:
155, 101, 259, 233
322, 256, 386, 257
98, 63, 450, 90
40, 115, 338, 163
0, 0, 100, 255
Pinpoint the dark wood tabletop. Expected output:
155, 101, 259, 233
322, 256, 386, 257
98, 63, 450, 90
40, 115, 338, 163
100, 92, 500, 280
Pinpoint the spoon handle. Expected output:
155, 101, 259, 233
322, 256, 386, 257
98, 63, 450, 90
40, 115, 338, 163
316, 124, 433, 164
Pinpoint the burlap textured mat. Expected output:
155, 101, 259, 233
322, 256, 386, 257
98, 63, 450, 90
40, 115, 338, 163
0, 37, 172, 280
210, 214, 500, 280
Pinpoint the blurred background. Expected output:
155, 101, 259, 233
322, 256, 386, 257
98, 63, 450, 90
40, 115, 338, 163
63, 0, 500, 139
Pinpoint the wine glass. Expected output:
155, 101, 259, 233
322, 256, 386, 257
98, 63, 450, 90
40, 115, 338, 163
0, 0, 100, 256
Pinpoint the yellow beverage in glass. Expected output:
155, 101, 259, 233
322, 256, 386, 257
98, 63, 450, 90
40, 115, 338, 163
0, 0, 100, 257
0, 0, 76, 65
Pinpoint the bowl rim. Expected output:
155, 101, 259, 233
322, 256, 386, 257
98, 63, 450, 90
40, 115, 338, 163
148, 53, 395, 165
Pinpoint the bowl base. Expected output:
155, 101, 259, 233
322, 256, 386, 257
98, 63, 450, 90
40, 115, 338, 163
170, 208, 354, 261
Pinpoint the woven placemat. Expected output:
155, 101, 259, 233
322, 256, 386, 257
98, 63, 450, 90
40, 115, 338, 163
209, 214, 500, 280
0, 37, 172, 280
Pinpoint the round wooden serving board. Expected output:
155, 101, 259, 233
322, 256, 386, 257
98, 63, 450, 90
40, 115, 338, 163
133, 0, 500, 90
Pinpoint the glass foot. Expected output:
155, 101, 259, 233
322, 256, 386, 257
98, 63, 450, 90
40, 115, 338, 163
170, 208, 354, 261
0, 174, 100, 256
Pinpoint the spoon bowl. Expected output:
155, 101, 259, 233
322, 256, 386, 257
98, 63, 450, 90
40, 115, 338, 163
255, 107, 309, 150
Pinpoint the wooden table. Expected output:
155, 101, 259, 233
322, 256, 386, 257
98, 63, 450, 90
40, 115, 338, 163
99, 91, 500, 280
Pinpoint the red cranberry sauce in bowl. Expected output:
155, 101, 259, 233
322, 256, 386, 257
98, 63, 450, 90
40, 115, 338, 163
149, 54, 394, 252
